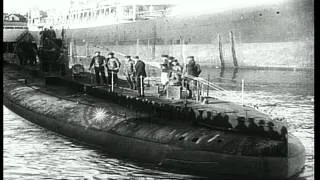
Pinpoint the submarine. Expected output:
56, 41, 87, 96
3, 32, 305, 179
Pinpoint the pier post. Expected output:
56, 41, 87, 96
217, 34, 225, 68
171, 40, 174, 55
136, 38, 140, 55
85, 41, 89, 57
241, 79, 244, 106
152, 22, 156, 59
207, 74, 210, 97
181, 38, 186, 65
230, 31, 239, 68
69, 41, 73, 62
147, 39, 150, 57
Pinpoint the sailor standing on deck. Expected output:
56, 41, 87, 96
160, 55, 170, 89
134, 56, 147, 97
124, 55, 136, 89
168, 56, 175, 70
183, 56, 202, 98
89, 51, 107, 85
169, 59, 183, 86
184, 56, 202, 77
106, 52, 121, 86
49, 26, 56, 39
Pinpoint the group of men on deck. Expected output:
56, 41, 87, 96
160, 54, 202, 95
39, 26, 56, 46
89, 51, 146, 97
89, 51, 201, 97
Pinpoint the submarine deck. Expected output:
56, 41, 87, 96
4, 64, 287, 141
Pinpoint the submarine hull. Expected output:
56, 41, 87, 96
3, 70, 305, 179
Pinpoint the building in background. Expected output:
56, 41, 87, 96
4, 13, 27, 22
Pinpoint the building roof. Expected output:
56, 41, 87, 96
4, 13, 27, 22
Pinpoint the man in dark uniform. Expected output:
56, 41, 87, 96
160, 54, 170, 88
124, 55, 136, 89
49, 26, 56, 39
183, 56, 202, 98
106, 52, 121, 86
184, 56, 202, 77
89, 51, 107, 85
134, 56, 147, 97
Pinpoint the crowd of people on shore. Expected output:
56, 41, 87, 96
89, 51, 201, 98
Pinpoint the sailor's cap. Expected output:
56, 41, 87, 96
108, 52, 114, 55
168, 56, 175, 60
161, 54, 169, 58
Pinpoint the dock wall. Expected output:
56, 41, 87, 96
28, 0, 313, 69
70, 40, 313, 69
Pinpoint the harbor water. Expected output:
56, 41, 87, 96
3, 67, 314, 180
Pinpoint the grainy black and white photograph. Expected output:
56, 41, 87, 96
3, 0, 314, 179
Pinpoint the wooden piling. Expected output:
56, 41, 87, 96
147, 39, 150, 57
69, 40, 76, 64
207, 74, 210, 97
181, 38, 186, 64
171, 40, 174, 55
85, 41, 89, 57
136, 38, 140, 55
69, 41, 73, 59
152, 23, 156, 59
230, 31, 239, 68
116, 25, 120, 48
217, 34, 225, 68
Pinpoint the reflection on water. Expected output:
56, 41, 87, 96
232, 68, 239, 82
3, 68, 314, 180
